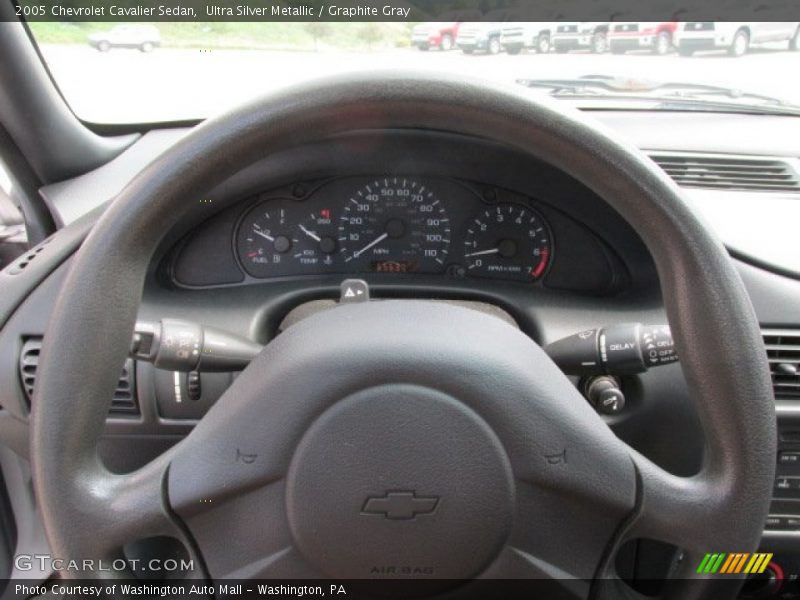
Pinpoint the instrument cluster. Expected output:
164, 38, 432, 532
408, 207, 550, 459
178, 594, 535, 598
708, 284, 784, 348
234, 176, 553, 283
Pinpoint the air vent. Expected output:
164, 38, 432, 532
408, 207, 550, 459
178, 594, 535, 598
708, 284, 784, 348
18, 338, 40, 401
110, 361, 138, 414
19, 337, 139, 416
650, 154, 800, 193
763, 329, 800, 400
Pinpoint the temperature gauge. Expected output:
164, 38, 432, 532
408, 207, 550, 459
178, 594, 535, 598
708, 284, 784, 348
294, 209, 339, 270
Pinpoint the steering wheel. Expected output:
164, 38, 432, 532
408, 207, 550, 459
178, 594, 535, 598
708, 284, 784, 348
31, 74, 775, 599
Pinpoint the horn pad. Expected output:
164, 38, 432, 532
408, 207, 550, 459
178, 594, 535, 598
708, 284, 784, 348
286, 384, 515, 580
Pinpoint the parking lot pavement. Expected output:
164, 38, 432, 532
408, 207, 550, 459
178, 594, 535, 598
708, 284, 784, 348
40, 43, 800, 123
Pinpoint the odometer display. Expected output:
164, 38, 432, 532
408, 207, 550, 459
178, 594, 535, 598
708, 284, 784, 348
338, 178, 450, 273
463, 204, 551, 281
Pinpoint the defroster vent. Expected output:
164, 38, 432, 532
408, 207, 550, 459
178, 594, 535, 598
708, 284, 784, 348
650, 154, 800, 193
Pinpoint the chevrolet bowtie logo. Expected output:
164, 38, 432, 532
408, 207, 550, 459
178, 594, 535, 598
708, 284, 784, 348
361, 491, 440, 520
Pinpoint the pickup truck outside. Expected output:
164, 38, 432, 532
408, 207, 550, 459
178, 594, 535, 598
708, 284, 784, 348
500, 22, 558, 54
411, 22, 461, 51
608, 22, 677, 55
456, 22, 504, 54
553, 22, 610, 53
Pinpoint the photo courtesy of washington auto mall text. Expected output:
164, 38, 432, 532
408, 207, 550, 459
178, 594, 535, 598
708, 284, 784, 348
15, 582, 348, 598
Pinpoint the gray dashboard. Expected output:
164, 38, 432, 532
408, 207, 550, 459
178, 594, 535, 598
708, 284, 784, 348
38, 110, 800, 278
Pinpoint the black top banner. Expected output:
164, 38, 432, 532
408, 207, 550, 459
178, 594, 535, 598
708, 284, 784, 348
9, 0, 800, 22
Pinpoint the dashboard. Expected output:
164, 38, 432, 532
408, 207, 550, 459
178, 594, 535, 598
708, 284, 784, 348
169, 165, 626, 294
235, 176, 551, 281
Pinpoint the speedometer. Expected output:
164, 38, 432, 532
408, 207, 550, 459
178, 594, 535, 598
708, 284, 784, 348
337, 177, 450, 273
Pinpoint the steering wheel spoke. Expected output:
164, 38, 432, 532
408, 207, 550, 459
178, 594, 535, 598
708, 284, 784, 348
621, 452, 733, 555
479, 547, 591, 598
31, 449, 177, 572
96, 454, 175, 550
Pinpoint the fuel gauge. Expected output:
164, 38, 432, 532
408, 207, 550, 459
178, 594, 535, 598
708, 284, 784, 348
237, 203, 298, 278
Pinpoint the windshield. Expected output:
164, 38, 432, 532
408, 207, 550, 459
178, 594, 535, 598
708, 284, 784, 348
28, 21, 800, 123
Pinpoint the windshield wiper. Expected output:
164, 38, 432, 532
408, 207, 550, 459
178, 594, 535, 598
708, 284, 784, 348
516, 76, 800, 115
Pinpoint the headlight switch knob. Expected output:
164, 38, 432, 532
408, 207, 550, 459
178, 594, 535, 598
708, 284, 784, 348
583, 376, 626, 415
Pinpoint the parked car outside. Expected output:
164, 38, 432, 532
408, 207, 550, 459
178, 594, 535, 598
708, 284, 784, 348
674, 22, 800, 56
500, 22, 559, 54
87, 25, 161, 53
456, 22, 504, 55
411, 22, 461, 51
608, 22, 678, 55
553, 22, 610, 53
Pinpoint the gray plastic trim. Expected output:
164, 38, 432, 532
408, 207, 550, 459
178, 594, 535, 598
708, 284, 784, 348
0, 20, 137, 183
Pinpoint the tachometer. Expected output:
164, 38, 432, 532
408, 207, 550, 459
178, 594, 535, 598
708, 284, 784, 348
463, 204, 551, 281
338, 178, 450, 273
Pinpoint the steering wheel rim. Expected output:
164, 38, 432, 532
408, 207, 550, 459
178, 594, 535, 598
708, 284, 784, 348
31, 72, 775, 597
